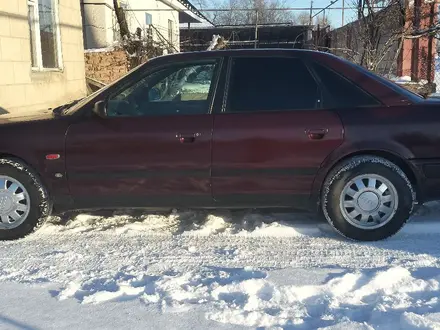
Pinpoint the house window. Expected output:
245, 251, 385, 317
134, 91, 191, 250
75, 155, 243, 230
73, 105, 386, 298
145, 13, 152, 25
168, 19, 173, 44
27, 0, 62, 70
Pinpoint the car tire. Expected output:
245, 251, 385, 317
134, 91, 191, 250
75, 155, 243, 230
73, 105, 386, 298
0, 158, 51, 240
321, 155, 415, 241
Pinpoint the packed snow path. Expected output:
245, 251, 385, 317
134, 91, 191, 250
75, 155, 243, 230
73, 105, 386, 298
3, 204, 440, 329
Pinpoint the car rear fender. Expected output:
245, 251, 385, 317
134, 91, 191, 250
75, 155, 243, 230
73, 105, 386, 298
309, 141, 421, 212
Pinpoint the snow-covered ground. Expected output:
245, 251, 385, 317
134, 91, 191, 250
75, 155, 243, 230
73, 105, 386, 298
4, 204, 440, 329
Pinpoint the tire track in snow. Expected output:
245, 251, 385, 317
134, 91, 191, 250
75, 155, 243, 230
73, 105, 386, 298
1, 207, 440, 328
0, 226, 439, 283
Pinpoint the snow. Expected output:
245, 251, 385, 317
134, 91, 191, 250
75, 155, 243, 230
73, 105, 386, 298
436, 55, 440, 93
179, 22, 215, 29
84, 47, 116, 53
3, 203, 440, 329
182, 83, 210, 94
387, 75, 414, 84
388, 76, 430, 87
392, 76, 412, 83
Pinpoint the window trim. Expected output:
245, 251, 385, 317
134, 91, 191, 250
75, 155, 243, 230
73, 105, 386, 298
28, 0, 63, 71
168, 19, 174, 45
223, 56, 323, 114
145, 13, 152, 25
105, 58, 224, 117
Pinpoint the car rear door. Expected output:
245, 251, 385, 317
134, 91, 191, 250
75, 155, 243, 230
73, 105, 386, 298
211, 56, 344, 208
65, 59, 221, 209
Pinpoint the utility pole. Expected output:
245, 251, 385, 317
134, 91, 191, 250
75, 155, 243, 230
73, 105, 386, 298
309, 0, 313, 26
254, 10, 259, 48
311, 0, 337, 25
342, 0, 345, 26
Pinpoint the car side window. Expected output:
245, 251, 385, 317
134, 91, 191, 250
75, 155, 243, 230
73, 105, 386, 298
226, 57, 320, 113
107, 61, 218, 117
312, 62, 381, 108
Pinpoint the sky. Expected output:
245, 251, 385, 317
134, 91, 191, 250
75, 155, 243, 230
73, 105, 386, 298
296, 0, 358, 28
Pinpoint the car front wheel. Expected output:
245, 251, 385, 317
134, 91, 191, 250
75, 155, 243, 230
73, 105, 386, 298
321, 156, 415, 241
0, 158, 51, 240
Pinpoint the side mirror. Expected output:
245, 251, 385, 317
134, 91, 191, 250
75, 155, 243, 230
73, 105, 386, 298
93, 100, 107, 118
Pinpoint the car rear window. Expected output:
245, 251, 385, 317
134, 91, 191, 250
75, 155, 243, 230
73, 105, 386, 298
312, 62, 381, 108
339, 57, 423, 103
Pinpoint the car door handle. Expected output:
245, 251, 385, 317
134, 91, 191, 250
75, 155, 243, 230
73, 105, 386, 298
306, 128, 328, 140
176, 133, 201, 143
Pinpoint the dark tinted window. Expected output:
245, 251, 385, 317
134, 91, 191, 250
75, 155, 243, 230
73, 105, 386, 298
227, 57, 320, 112
340, 57, 422, 102
312, 63, 380, 108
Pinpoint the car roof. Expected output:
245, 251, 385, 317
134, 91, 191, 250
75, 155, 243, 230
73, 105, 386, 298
189, 48, 319, 56
149, 48, 333, 64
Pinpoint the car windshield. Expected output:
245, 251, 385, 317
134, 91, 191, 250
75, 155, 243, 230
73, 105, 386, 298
63, 60, 151, 115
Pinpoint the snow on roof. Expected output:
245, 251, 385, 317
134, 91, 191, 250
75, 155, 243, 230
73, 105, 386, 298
179, 21, 214, 29
84, 46, 116, 53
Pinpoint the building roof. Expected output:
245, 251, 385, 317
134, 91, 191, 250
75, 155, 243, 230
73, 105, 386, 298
174, 0, 213, 25
179, 22, 214, 28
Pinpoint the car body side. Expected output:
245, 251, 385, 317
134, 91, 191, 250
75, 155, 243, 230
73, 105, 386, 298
1, 49, 440, 214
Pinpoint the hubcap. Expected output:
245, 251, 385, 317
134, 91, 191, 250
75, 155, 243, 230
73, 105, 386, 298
339, 174, 398, 230
0, 176, 30, 229
357, 191, 379, 212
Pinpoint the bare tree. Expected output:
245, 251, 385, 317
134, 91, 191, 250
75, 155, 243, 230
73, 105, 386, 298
355, 0, 406, 72
317, 0, 407, 74
112, 3, 227, 70
296, 12, 310, 25
211, 0, 296, 25
295, 11, 330, 27
113, 0, 130, 40
315, 14, 331, 27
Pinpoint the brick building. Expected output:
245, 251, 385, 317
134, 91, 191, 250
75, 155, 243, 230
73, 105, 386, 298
399, 0, 438, 82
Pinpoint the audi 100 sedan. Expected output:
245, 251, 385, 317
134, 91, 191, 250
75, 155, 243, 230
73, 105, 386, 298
1, 49, 439, 241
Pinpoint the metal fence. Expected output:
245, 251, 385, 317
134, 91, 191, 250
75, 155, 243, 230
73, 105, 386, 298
82, 2, 440, 95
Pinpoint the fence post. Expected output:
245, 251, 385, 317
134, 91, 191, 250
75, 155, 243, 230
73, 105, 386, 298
254, 10, 259, 48
427, 1, 435, 83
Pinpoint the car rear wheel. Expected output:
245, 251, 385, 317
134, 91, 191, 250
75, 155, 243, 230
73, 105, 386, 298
321, 156, 415, 241
0, 158, 51, 240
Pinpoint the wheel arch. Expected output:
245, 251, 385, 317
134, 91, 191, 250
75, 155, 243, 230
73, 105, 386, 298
0, 152, 51, 195
0, 153, 52, 239
311, 149, 422, 212
0, 152, 38, 173
0, 152, 27, 161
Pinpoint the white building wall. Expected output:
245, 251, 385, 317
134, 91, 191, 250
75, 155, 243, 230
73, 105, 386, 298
82, 0, 181, 51
0, 0, 87, 116
124, 0, 180, 51
81, 0, 116, 49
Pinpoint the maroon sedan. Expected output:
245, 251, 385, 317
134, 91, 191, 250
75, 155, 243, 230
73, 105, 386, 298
0, 49, 438, 241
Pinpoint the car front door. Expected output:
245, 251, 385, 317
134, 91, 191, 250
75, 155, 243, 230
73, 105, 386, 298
65, 60, 221, 209
211, 56, 344, 208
